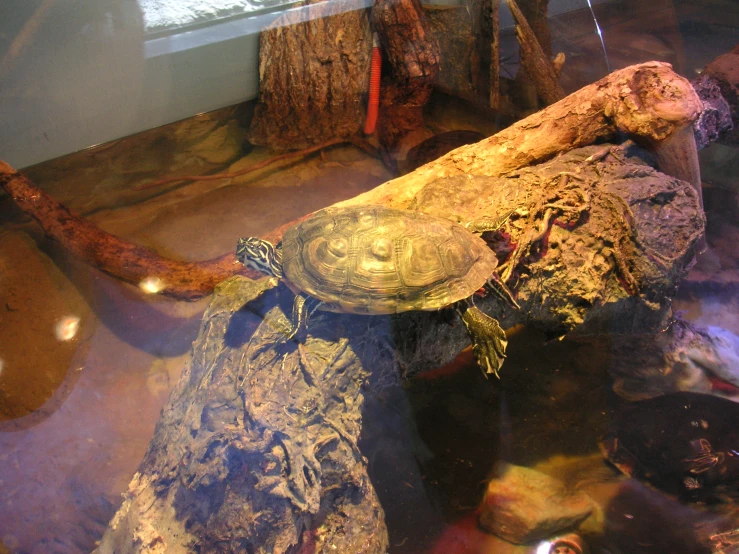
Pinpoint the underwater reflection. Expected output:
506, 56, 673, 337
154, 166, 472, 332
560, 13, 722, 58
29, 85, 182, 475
138, 275, 166, 294
55, 315, 81, 341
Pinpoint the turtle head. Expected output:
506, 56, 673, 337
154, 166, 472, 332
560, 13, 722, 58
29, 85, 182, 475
236, 237, 283, 278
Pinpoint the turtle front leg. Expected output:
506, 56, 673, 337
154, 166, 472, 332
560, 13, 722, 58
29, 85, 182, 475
455, 298, 508, 378
465, 209, 515, 234
284, 294, 323, 342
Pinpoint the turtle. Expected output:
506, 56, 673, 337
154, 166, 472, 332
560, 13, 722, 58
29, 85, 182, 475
236, 205, 519, 377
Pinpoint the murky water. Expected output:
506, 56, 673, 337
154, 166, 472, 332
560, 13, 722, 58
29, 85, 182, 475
1, 1, 738, 553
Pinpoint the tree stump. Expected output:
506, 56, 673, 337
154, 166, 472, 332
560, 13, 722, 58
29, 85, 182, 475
247, 1, 372, 150
373, 0, 441, 154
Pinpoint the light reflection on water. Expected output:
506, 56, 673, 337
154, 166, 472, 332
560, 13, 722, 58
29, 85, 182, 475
55, 315, 81, 342
0, 274, 203, 551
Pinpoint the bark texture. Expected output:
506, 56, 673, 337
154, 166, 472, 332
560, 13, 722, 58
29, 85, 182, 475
373, 0, 441, 153
488, 0, 501, 109
424, 6, 478, 102
247, 0, 372, 150
506, 0, 564, 105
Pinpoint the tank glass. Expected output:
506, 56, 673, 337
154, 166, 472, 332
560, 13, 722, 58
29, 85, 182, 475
1, 0, 738, 552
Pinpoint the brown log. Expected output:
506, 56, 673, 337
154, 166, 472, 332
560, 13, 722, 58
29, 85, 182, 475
506, 0, 564, 105
424, 5, 478, 102
334, 62, 702, 211
373, 0, 440, 153
0, 62, 702, 303
373, 0, 440, 84
247, 0, 372, 150
0, 161, 248, 300
515, 0, 552, 58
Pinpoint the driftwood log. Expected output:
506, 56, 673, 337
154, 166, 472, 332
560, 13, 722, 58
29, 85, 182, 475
0, 62, 704, 303
0, 160, 242, 300
247, 0, 372, 150
96, 140, 704, 552
335, 62, 703, 211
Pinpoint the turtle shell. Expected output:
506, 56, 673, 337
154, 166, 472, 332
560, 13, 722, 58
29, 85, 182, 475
281, 205, 499, 315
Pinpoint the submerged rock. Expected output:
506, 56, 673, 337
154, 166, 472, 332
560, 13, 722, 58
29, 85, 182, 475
478, 464, 595, 544
686, 326, 739, 390
576, 317, 739, 402
601, 478, 734, 554
601, 392, 739, 498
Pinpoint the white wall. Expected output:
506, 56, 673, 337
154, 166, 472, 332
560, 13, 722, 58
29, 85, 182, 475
0, 0, 267, 168
0, 0, 610, 169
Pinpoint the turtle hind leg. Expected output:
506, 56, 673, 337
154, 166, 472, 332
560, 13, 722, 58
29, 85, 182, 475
284, 294, 323, 342
455, 299, 508, 378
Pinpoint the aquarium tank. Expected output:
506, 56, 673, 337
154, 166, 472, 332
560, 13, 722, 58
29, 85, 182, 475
1, 0, 738, 552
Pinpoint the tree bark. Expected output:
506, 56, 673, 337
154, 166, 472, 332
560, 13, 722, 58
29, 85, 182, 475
424, 5, 478, 102
247, 0, 372, 150
489, 0, 501, 109
373, 0, 441, 154
515, 0, 552, 58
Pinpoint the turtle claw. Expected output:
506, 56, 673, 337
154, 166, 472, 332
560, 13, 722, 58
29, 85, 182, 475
457, 302, 508, 378
473, 334, 506, 379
